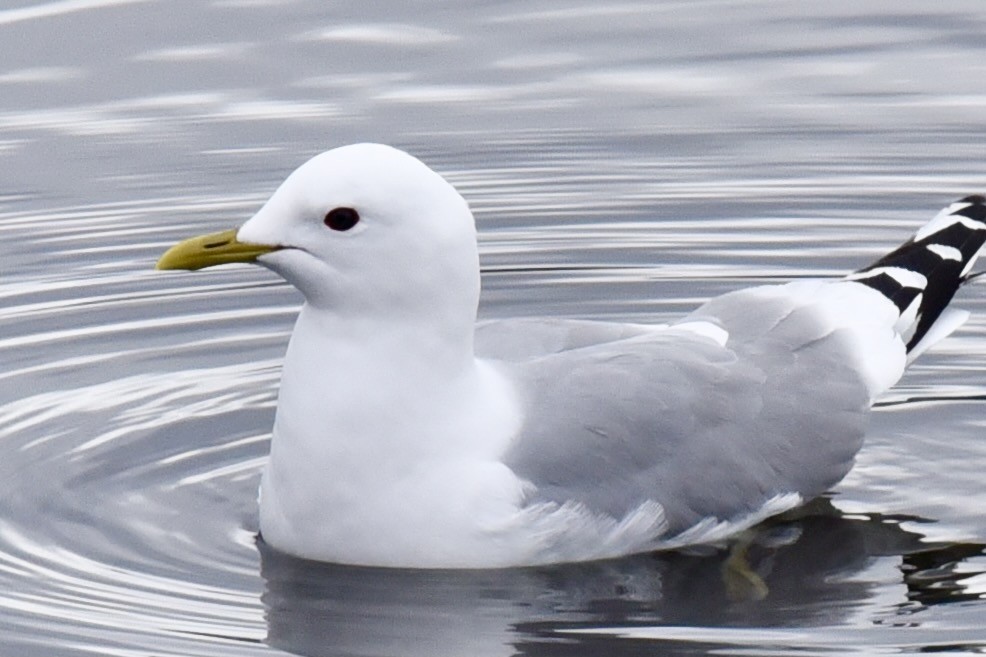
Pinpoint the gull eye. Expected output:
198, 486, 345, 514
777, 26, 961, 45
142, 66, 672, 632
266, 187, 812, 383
324, 207, 360, 231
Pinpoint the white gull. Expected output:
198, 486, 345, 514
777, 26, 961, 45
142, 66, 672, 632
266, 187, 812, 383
157, 144, 986, 568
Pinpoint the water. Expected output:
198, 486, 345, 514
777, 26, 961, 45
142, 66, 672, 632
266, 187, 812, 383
3, 1, 986, 655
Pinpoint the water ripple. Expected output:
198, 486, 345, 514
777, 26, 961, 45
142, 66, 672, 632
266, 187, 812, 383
4, 1, 986, 651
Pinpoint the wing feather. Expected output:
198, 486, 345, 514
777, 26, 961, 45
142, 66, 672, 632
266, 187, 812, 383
499, 286, 871, 536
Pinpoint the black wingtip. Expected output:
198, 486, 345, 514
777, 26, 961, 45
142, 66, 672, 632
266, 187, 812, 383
964, 270, 986, 283
850, 197, 986, 352
958, 194, 986, 205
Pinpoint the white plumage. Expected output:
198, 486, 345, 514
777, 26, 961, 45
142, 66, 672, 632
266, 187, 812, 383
157, 145, 986, 568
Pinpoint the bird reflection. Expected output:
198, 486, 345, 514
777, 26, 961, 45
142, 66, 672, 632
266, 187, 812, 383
258, 499, 985, 657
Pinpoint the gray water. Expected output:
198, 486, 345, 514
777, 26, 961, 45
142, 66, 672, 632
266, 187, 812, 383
3, 1, 986, 655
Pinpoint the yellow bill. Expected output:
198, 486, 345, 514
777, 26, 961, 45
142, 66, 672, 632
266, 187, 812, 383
156, 229, 280, 271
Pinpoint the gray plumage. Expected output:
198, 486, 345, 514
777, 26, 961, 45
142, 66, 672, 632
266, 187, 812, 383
166, 143, 986, 566
481, 288, 869, 537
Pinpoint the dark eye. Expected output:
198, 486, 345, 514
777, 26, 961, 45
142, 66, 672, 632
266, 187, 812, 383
324, 207, 360, 231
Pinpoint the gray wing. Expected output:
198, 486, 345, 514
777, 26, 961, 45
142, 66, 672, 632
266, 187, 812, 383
475, 318, 664, 361
496, 288, 871, 535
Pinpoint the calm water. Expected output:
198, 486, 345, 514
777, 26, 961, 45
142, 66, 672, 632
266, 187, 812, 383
3, 1, 986, 655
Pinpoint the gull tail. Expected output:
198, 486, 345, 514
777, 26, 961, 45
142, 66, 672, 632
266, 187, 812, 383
846, 195, 986, 362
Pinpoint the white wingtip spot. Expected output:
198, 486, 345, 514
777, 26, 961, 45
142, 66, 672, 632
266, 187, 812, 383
845, 266, 928, 290
914, 202, 986, 242
894, 293, 921, 335
961, 252, 982, 277
907, 308, 970, 363
925, 243, 963, 262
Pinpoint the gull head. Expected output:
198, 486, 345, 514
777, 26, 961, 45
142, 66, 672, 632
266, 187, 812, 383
157, 144, 481, 323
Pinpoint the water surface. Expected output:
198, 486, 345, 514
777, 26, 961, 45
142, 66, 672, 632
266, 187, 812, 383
3, 1, 986, 655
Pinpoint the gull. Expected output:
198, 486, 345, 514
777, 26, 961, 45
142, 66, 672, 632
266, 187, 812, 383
157, 143, 986, 568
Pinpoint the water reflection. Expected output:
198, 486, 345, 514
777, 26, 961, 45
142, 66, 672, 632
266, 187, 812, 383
3, 0, 986, 653
259, 500, 986, 657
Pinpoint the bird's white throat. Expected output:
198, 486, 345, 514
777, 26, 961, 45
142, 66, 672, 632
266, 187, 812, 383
258, 302, 524, 566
